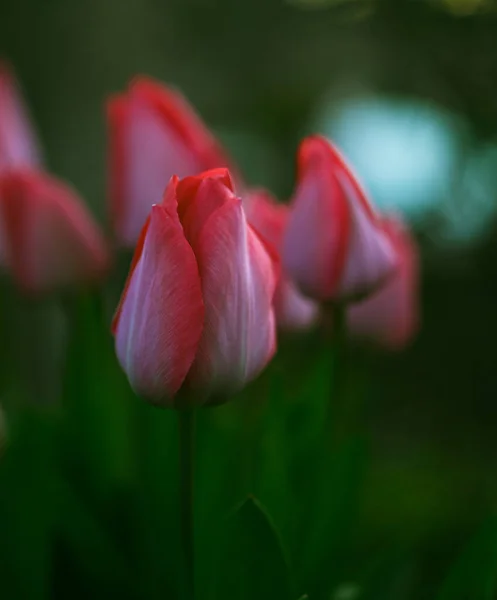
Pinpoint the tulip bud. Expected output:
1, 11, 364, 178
0, 61, 41, 172
245, 189, 319, 331
348, 217, 419, 349
0, 169, 110, 293
282, 136, 398, 303
107, 77, 234, 247
112, 169, 277, 407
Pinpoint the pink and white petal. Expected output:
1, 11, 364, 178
131, 78, 232, 170
335, 170, 398, 300
116, 93, 204, 247
274, 277, 319, 331
244, 189, 287, 247
0, 170, 109, 292
187, 192, 276, 397
115, 204, 204, 404
348, 218, 419, 349
325, 139, 377, 221
0, 63, 41, 172
282, 138, 350, 300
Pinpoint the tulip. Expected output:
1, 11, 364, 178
107, 77, 234, 247
0, 169, 110, 293
112, 169, 277, 407
245, 189, 319, 331
282, 135, 398, 303
0, 61, 41, 172
348, 216, 419, 349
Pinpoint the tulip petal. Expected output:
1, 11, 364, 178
108, 92, 202, 246
131, 78, 230, 167
348, 217, 419, 349
335, 168, 398, 300
114, 204, 204, 404
0, 63, 41, 172
0, 169, 109, 292
187, 184, 277, 397
326, 142, 398, 300
246, 189, 319, 331
107, 78, 233, 247
177, 169, 235, 247
282, 136, 350, 300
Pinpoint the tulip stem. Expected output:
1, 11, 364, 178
328, 303, 348, 437
178, 408, 196, 600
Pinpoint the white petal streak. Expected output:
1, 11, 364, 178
115, 205, 204, 403
336, 170, 397, 299
188, 196, 276, 396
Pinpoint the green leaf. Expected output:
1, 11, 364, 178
211, 496, 294, 600
436, 515, 497, 600
62, 292, 135, 496
0, 409, 57, 600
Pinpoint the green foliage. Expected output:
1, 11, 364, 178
211, 496, 294, 600
436, 516, 497, 600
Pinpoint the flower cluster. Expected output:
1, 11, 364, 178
0, 66, 419, 406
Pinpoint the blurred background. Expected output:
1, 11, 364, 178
1, 0, 497, 599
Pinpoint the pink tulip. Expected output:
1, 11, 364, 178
348, 216, 419, 349
0, 169, 110, 293
107, 77, 234, 247
0, 61, 41, 172
282, 136, 398, 303
245, 189, 319, 331
112, 169, 277, 407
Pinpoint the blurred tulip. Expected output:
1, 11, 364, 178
245, 189, 319, 331
0, 170, 110, 293
348, 216, 419, 349
107, 77, 234, 247
112, 169, 277, 407
282, 135, 398, 303
0, 61, 41, 172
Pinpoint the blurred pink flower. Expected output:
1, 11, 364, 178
0, 170, 110, 293
0, 62, 41, 172
0, 61, 110, 293
348, 216, 419, 349
245, 188, 319, 331
112, 169, 277, 407
107, 77, 235, 247
282, 135, 398, 303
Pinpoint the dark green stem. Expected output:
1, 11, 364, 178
178, 409, 196, 600
326, 303, 348, 438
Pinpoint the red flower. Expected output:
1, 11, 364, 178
112, 169, 277, 406
282, 136, 398, 303
0, 170, 110, 293
246, 189, 319, 331
107, 77, 234, 247
348, 217, 419, 349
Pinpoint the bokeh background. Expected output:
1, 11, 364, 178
1, 0, 497, 599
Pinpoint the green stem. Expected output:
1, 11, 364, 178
178, 409, 196, 600
326, 303, 348, 438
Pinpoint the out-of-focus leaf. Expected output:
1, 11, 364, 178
351, 547, 414, 600
132, 403, 181, 600
62, 291, 135, 498
0, 409, 57, 600
436, 515, 497, 600
300, 436, 368, 589
211, 496, 294, 600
